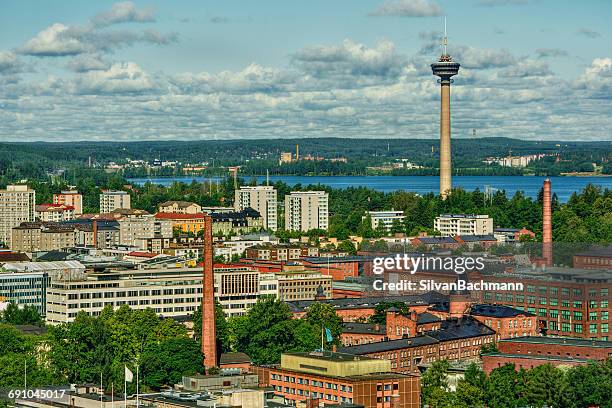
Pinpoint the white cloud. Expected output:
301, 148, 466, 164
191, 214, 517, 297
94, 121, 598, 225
20, 23, 87, 56
574, 58, 612, 99
0, 52, 26, 75
66, 54, 110, 72
292, 39, 406, 79
369, 0, 443, 17
74, 62, 156, 94
91, 1, 155, 27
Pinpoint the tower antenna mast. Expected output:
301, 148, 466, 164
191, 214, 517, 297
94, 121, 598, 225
443, 17, 448, 55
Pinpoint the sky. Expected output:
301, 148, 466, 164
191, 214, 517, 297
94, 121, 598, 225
0, 0, 610, 142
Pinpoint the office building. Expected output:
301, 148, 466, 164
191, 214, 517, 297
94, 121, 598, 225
234, 186, 277, 231
53, 190, 83, 215
0, 185, 36, 248
434, 214, 493, 236
99, 190, 131, 213
285, 191, 329, 232
1, 261, 85, 316
264, 351, 420, 407
275, 266, 332, 301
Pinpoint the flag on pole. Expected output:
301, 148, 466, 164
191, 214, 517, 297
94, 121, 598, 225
124, 366, 133, 383
325, 328, 333, 343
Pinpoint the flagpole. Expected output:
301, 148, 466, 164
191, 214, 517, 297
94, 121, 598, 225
136, 365, 139, 408
321, 324, 324, 351
100, 372, 103, 408
124, 368, 127, 408
112, 383, 114, 408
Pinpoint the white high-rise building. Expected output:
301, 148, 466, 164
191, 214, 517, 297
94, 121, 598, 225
100, 190, 131, 213
434, 214, 493, 236
284, 191, 329, 232
0, 185, 36, 248
234, 186, 277, 231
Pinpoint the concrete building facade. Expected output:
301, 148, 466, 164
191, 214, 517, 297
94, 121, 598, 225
434, 214, 493, 236
0, 185, 36, 248
99, 190, 131, 213
234, 186, 277, 231
285, 191, 329, 232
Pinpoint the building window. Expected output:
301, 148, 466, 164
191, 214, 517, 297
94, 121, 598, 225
589, 312, 598, 321
574, 324, 583, 334
561, 323, 571, 332
589, 324, 598, 334
602, 323, 609, 333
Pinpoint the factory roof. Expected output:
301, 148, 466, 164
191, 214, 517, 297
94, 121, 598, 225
470, 304, 535, 318
499, 336, 612, 348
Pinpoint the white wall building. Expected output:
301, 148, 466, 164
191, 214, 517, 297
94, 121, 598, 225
118, 215, 173, 248
100, 190, 131, 213
284, 191, 329, 232
365, 210, 405, 232
234, 186, 277, 231
434, 214, 493, 236
44, 265, 280, 324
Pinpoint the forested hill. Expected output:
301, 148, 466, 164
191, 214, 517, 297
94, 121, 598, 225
1, 138, 610, 179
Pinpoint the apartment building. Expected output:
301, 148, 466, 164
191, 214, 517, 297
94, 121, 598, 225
284, 191, 329, 232
35, 204, 76, 222
365, 210, 405, 233
234, 186, 277, 231
434, 214, 493, 236
0, 185, 36, 248
118, 214, 173, 248
99, 190, 131, 213
245, 244, 319, 261
263, 351, 420, 408
158, 201, 202, 214
53, 190, 83, 215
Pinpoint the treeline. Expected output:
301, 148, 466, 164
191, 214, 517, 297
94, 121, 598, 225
0, 306, 202, 391
0, 299, 343, 390
421, 359, 612, 408
193, 297, 342, 365
3, 167, 610, 244
1, 138, 610, 179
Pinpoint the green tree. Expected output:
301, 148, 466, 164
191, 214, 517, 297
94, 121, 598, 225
304, 303, 343, 348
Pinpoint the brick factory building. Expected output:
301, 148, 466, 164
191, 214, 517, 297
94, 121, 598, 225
261, 351, 420, 407
339, 316, 496, 374
482, 336, 612, 374
477, 266, 611, 340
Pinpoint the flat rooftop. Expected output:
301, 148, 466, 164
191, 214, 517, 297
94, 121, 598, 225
500, 336, 612, 348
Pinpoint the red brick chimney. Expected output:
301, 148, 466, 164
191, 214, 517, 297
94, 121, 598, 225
542, 178, 552, 266
202, 214, 217, 371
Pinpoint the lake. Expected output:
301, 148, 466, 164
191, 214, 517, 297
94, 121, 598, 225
127, 175, 612, 202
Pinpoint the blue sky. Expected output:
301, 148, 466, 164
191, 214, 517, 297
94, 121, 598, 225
0, 0, 610, 142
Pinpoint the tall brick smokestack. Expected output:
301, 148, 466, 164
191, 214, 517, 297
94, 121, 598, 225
92, 220, 98, 248
542, 178, 552, 266
201, 214, 217, 371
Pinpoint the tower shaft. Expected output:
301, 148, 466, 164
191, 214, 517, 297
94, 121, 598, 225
440, 82, 452, 198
